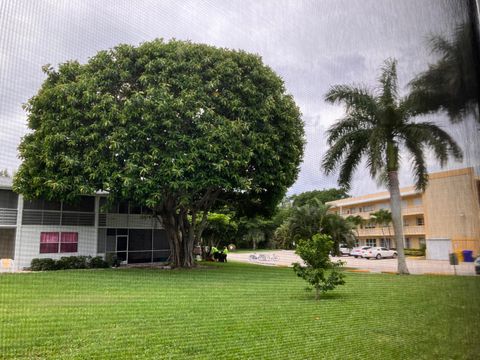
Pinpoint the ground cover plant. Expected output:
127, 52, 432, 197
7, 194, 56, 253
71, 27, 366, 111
1, 262, 479, 359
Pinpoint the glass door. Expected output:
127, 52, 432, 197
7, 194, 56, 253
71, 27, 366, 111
116, 235, 128, 262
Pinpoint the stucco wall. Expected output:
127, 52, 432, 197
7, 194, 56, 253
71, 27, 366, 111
14, 225, 97, 270
423, 168, 480, 254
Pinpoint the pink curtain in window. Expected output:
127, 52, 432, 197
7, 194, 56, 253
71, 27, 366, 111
60, 232, 78, 253
40, 232, 59, 253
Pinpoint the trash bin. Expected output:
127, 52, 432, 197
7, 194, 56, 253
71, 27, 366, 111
455, 251, 463, 262
449, 253, 458, 266
462, 250, 474, 262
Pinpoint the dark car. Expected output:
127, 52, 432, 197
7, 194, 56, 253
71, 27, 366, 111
475, 256, 480, 275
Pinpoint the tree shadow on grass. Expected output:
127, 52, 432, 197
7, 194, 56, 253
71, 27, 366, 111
292, 291, 348, 302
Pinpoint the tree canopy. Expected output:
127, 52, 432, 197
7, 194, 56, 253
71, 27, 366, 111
14, 39, 305, 267
289, 188, 349, 207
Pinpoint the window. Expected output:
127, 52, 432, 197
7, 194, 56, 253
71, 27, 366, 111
380, 238, 390, 248
405, 237, 411, 248
416, 217, 424, 226
361, 205, 374, 213
39, 232, 78, 253
40, 232, 59, 253
366, 238, 376, 247
0, 189, 18, 209
413, 197, 422, 206
60, 232, 78, 253
365, 221, 376, 229
419, 237, 426, 248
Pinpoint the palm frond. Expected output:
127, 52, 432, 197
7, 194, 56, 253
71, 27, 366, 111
365, 128, 386, 178
404, 138, 428, 191
326, 114, 373, 145
337, 136, 369, 190
324, 85, 377, 116
399, 122, 463, 166
322, 130, 370, 177
378, 58, 398, 106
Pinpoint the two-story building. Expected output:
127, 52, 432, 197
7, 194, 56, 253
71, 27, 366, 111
0, 177, 169, 271
326, 167, 480, 260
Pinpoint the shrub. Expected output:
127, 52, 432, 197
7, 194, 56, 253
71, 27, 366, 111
30, 256, 112, 271
30, 258, 57, 271
293, 234, 345, 300
89, 256, 109, 268
404, 248, 425, 256
56, 256, 89, 270
105, 253, 121, 267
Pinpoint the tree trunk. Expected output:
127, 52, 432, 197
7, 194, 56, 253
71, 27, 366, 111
315, 286, 320, 300
387, 171, 410, 274
158, 211, 195, 268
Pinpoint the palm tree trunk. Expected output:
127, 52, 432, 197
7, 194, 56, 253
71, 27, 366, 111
387, 171, 410, 274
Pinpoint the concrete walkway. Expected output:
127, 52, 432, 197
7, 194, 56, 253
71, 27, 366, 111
228, 250, 477, 276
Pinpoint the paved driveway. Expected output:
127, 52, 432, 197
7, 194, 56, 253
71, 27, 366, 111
228, 250, 477, 276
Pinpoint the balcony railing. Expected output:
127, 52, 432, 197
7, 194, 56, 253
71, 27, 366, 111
357, 225, 425, 237
0, 208, 17, 225
402, 205, 424, 215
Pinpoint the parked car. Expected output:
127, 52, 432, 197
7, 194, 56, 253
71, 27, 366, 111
350, 246, 371, 258
475, 256, 480, 275
339, 244, 351, 256
362, 247, 398, 259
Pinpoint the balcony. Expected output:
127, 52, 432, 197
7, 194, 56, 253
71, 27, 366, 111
402, 205, 424, 215
357, 225, 425, 237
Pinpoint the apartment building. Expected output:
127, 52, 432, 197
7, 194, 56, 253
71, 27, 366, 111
326, 168, 480, 260
0, 177, 169, 271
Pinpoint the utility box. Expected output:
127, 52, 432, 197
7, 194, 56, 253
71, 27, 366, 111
426, 238, 451, 260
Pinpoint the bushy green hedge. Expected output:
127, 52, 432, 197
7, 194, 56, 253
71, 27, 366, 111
30, 256, 110, 271
404, 248, 425, 256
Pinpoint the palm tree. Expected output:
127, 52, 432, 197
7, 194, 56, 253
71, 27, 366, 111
287, 197, 355, 254
409, 23, 479, 123
322, 58, 463, 274
370, 209, 392, 247
345, 215, 364, 246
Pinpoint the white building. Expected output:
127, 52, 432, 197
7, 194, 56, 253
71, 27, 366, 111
0, 177, 169, 271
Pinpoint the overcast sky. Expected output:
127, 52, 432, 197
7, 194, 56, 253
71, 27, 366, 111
0, 0, 478, 196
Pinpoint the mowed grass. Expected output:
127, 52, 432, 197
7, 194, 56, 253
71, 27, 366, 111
1, 262, 479, 359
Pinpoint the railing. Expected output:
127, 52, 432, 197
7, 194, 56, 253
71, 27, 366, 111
403, 225, 425, 235
0, 208, 17, 225
402, 206, 424, 215
22, 210, 95, 226
357, 225, 425, 237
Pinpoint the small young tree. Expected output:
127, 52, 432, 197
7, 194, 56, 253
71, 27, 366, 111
292, 234, 345, 300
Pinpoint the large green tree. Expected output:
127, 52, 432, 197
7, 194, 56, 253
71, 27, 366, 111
14, 39, 305, 268
322, 59, 462, 274
289, 188, 349, 207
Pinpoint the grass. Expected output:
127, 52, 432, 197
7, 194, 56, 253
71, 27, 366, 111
1, 262, 479, 359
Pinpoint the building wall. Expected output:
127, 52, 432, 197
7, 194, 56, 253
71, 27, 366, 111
423, 168, 480, 254
14, 225, 98, 269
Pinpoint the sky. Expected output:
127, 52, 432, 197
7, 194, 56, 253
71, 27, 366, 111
0, 0, 478, 196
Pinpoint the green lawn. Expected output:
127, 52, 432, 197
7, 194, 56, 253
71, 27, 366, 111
1, 262, 479, 359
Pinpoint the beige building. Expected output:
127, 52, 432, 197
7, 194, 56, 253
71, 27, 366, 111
326, 168, 480, 259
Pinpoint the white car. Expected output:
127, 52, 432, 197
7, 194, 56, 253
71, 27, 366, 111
350, 246, 371, 258
339, 244, 351, 256
362, 247, 398, 259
